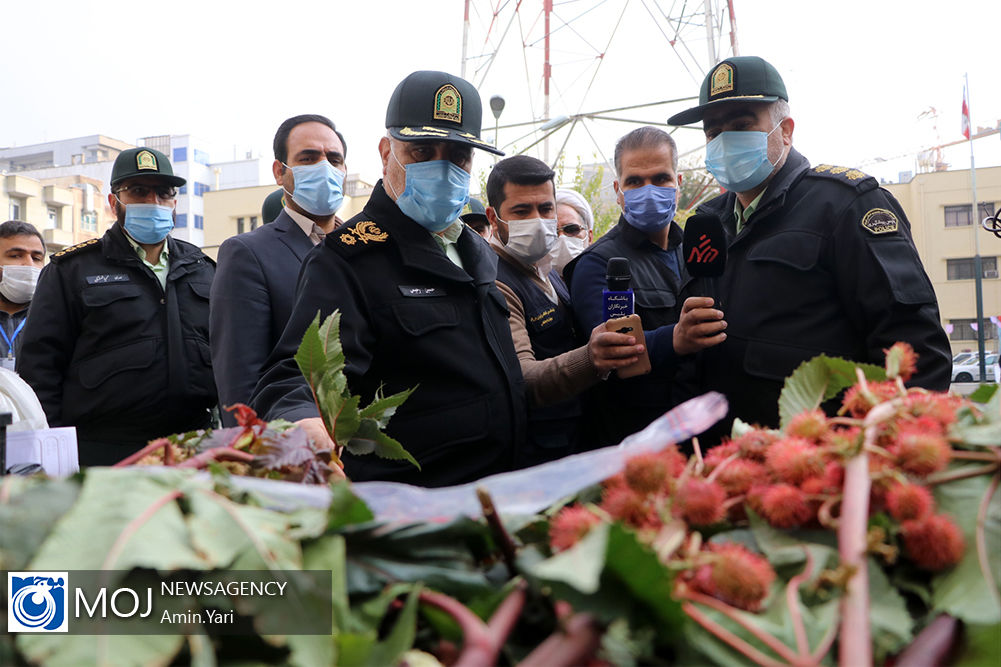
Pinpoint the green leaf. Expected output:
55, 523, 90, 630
347, 420, 420, 468
325, 480, 375, 530
29, 468, 205, 571
528, 521, 610, 593
968, 384, 999, 404
367, 586, 421, 667
341, 518, 493, 598
931, 474, 1001, 624
779, 355, 886, 429
295, 313, 327, 400
868, 558, 914, 660
332, 394, 362, 444
0, 477, 79, 571
17, 634, 184, 667
360, 386, 416, 427
956, 622, 1001, 666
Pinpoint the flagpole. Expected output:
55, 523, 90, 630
966, 72, 987, 381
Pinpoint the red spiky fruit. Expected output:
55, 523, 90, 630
884, 342, 919, 382
703, 441, 740, 473
766, 437, 826, 485
601, 486, 660, 529
886, 483, 934, 522
759, 484, 814, 528
786, 409, 829, 442
550, 506, 601, 552
715, 458, 768, 496
894, 423, 951, 476
674, 479, 726, 526
623, 452, 672, 496
841, 380, 899, 418
691, 542, 776, 611
903, 391, 961, 429
732, 429, 780, 462
901, 514, 965, 571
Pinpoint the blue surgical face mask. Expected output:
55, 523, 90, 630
388, 150, 470, 232
283, 160, 345, 216
118, 199, 174, 244
704, 122, 783, 192
622, 185, 678, 233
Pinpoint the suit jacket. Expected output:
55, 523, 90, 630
210, 210, 314, 425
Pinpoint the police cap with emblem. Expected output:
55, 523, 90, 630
386, 70, 504, 156
110, 147, 186, 188
460, 198, 489, 233
667, 56, 788, 126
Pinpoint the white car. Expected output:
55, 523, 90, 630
952, 353, 999, 383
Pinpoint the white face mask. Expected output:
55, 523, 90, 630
0, 265, 41, 304
548, 234, 588, 274
502, 217, 558, 265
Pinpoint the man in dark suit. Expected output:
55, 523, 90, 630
210, 114, 347, 425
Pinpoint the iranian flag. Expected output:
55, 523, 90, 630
961, 83, 971, 140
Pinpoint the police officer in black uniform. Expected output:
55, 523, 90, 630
18, 147, 216, 465
667, 56, 952, 434
251, 71, 527, 487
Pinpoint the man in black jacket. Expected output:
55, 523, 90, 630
565, 126, 726, 447
18, 147, 217, 465
667, 56, 952, 434
251, 71, 527, 487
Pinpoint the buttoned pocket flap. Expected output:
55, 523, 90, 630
746, 232, 823, 271
634, 288, 677, 310
81, 283, 142, 307
743, 339, 819, 382
188, 282, 212, 300
392, 301, 460, 336
79, 339, 156, 389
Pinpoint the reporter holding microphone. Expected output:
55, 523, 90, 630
565, 127, 726, 449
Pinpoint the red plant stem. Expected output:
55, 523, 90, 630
101, 490, 183, 569
950, 450, 1001, 462
418, 590, 496, 667
892, 614, 959, 667
682, 602, 788, 667
976, 473, 1001, 611
485, 580, 527, 639
818, 496, 841, 529
476, 487, 519, 578
681, 591, 801, 664
176, 448, 255, 469
838, 429, 873, 667
925, 463, 1000, 486
112, 439, 172, 467
518, 612, 603, 667
785, 548, 816, 657
706, 453, 740, 483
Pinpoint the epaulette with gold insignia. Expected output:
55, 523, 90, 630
807, 164, 878, 193
330, 220, 390, 257
51, 238, 101, 262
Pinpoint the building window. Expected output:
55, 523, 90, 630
179, 185, 187, 195
194, 182, 211, 197
945, 202, 994, 228
194, 215, 204, 230
47, 207, 58, 229
176, 213, 188, 228
173, 147, 187, 163
949, 318, 999, 341
194, 149, 210, 166
947, 256, 999, 280
81, 212, 97, 233
237, 217, 244, 234
9, 198, 24, 221
250, 216, 258, 231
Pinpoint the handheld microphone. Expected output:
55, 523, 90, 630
603, 257, 634, 320
683, 213, 727, 309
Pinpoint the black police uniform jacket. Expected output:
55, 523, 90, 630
17, 224, 216, 452
693, 148, 952, 434
251, 181, 527, 487
495, 254, 582, 466
564, 217, 691, 448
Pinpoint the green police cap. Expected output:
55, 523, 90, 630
667, 56, 788, 126
460, 197, 488, 227
261, 188, 286, 224
385, 70, 504, 156
110, 147, 186, 187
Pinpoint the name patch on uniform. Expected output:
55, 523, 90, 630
861, 208, 899, 235
399, 286, 445, 297
528, 306, 556, 329
86, 274, 131, 284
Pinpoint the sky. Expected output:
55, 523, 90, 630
2, 0, 999, 190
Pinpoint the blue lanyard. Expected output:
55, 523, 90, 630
0, 318, 26, 356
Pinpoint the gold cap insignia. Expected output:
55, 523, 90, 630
861, 208, 899, 235
136, 150, 158, 171
433, 84, 462, 123
710, 63, 734, 97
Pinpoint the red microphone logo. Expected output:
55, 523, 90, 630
686, 233, 719, 264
